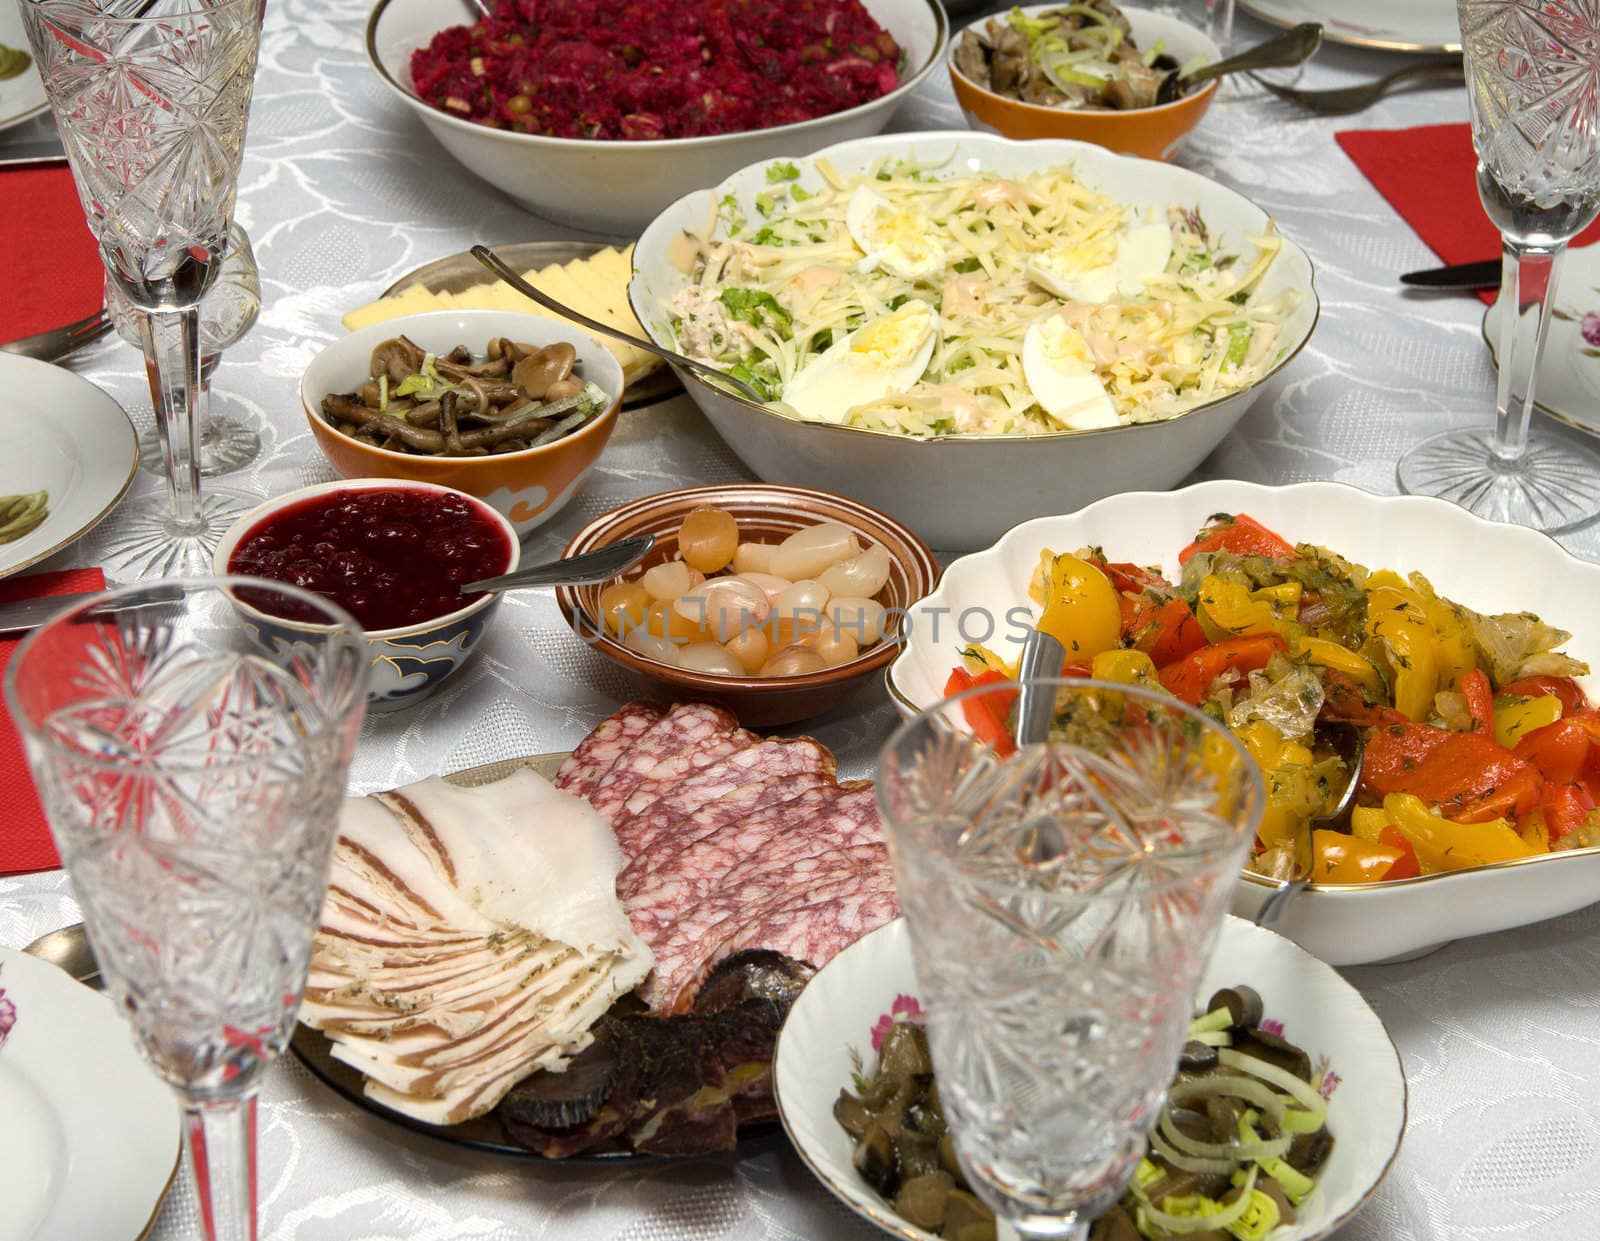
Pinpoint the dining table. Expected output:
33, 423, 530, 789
4, 1, 1600, 1238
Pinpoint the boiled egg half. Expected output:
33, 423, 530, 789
845, 186, 945, 282
1027, 216, 1172, 304
782, 300, 938, 424
1022, 314, 1119, 431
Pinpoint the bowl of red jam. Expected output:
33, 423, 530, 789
215, 479, 519, 710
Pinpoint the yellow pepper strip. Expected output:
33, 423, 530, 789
1492, 693, 1563, 750
1409, 573, 1478, 692
1349, 805, 1392, 843
1234, 721, 1316, 852
1197, 575, 1301, 641
1382, 792, 1541, 872
1366, 585, 1439, 721
1311, 828, 1404, 884
1036, 553, 1121, 662
959, 644, 1014, 677
1295, 635, 1385, 694
1090, 648, 1161, 690
1519, 810, 1551, 852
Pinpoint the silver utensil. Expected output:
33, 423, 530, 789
460, 534, 654, 594
1176, 22, 1323, 90
23, 923, 102, 988
0, 308, 112, 363
1254, 720, 1364, 925
1400, 258, 1501, 290
1013, 629, 1066, 747
0, 138, 66, 167
0, 583, 190, 638
469, 244, 770, 404
1250, 56, 1464, 116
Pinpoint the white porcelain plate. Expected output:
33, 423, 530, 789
0, 354, 139, 579
1483, 243, 1600, 440
887, 479, 1600, 965
775, 916, 1407, 1241
0, 5, 48, 135
0, 947, 181, 1241
1239, 0, 1460, 53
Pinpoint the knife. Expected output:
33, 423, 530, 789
1400, 259, 1502, 290
0, 583, 185, 638
0, 139, 66, 167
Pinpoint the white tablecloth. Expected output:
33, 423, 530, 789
4, 3, 1600, 1237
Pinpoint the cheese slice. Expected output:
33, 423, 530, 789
344, 244, 660, 384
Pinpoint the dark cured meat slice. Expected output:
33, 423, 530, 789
553, 702, 662, 798
584, 703, 751, 827
613, 737, 837, 893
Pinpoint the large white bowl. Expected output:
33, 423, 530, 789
886, 479, 1600, 965
774, 916, 1406, 1241
630, 131, 1319, 550
364, 0, 948, 234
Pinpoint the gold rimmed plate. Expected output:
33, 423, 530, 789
380, 241, 682, 410
1238, 0, 1461, 53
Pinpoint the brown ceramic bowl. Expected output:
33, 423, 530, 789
557, 484, 940, 727
949, 6, 1219, 161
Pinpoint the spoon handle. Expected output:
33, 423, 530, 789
462, 534, 655, 594
1013, 629, 1066, 747
1185, 22, 1322, 83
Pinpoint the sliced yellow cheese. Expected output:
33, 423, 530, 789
343, 245, 660, 384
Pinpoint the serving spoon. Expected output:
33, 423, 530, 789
460, 533, 654, 595
1253, 719, 1364, 925
470, 245, 770, 404
1156, 22, 1324, 103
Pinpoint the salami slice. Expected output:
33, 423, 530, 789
613, 738, 837, 891
553, 702, 662, 799
585, 703, 750, 827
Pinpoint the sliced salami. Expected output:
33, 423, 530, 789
585, 703, 750, 827
613, 738, 837, 890
553, 702, 662, 798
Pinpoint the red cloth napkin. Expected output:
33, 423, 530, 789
1337, 122, 1600, 305
0, 162, 103, 343
0, 567, 106, 876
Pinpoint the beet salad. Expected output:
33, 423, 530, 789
409, 0, 903, 141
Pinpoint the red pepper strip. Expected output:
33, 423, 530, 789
1103, 561, 1170, 595
1178, 513, 1297, 566
1319, 668, 1410, 728
945, 668, 1016, 757
1449, 765, 1544, 823
1379, 826, 1421, 880
1359, 722, 1456, 798
1502, 675, 1589, 714
1513, 719, 1591, 785
1138, 598, 1209, 666
1156, 634, 1287, 705
1119, 592, 1154, 642
1538, 782, 1593, 840
1461, 668, 1494, 736
1063, 662, 1092, 678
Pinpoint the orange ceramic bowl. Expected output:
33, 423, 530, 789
949, 6, 1219, 161
300, 309, 623, 538
557, 484, 940, 727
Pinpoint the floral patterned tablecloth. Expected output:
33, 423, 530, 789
4, 2, 1600, 1238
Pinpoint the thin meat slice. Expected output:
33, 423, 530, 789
613, 738, 837, 890
554, 701, 663, 799
586, 703, 752, 827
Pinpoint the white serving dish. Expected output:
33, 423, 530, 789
1238, 0, 1460, 54
630, 131, 1319, 550
364, 0, 948, 234
886, 479, 1600, 964
774, 915, 1406, 1241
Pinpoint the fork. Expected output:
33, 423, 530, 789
1250, 56, 1464, 116
0, 308, 113, 363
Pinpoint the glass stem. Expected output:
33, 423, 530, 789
1012, 1218, 1090, 1241
1491, 239, 1565, 467
183, 1093, 258, 1241
136, 305, 206, 534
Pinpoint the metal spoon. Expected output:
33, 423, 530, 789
1014, 629, 1066, 746
469, 245, 770, 404
24, 923, 102, 990
1253, 719, 1364, 925
1156, 22, 1323, 103
459, 533, 654, 595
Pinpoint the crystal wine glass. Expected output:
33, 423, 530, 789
1397, 0, 1600, 532
5, 578, 368, 1241
1153, 0, 1234, 50
19, 0, 264, 574
877, 678, 1263, 1241
108, 223, 263, 478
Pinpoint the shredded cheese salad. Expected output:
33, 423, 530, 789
665, 156, 1299, 438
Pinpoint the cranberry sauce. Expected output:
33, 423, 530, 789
228, 488, 511, 631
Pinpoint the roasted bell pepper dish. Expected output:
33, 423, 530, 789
949, 512, 1598, 884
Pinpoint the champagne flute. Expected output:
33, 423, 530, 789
5, 578, 368, 1241
108, 223, 264, 479
19, 0, 264, 574
877, 679, 1262, 1240
1397, 0, 1600, 532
